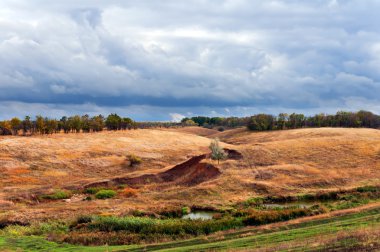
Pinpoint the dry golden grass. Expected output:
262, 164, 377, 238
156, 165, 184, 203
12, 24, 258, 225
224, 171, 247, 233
164, 126, 219, 137
0, 127, 380, 221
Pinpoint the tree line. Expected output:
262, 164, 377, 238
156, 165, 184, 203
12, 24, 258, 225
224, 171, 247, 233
246, 111, 380, 131
182, 111, 380, 131
181, 116, 249, 128
1, 110, 379, 136
0, 114, 137, 136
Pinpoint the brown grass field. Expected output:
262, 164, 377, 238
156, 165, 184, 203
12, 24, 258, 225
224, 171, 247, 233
1, 127, 380, 222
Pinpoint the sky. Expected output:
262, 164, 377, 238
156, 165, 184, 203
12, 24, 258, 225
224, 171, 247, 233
1, 0, 380, 121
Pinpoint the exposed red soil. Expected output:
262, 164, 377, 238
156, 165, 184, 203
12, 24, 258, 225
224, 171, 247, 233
84, 154, 221, 188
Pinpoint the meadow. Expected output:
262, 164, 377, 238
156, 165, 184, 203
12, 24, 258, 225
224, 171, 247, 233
1, 126, 380, 250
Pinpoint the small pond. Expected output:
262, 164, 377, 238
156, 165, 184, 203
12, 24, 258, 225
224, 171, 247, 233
182, 211, 215, 220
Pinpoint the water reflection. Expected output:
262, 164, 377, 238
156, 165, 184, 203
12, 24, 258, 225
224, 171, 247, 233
182, 211, 214, 220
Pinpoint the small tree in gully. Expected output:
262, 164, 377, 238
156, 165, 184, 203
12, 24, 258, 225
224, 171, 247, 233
128, 154, 142, 167
209, 138, 227, 164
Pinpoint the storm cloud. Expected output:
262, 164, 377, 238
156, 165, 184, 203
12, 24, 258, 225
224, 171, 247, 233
1, 0, 380, 120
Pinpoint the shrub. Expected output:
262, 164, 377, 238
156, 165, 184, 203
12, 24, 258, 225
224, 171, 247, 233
128, 154, 142, 167
41, 190, 72, 200
84, 187, 102, 194
95, 190, 117, 199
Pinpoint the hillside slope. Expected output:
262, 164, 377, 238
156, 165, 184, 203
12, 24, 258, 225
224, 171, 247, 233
0, 127, 380, 221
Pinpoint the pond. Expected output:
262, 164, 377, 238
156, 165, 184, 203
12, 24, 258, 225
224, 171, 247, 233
182, 211, 215, 220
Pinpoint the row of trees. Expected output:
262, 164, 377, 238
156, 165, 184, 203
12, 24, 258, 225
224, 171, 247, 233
137, 122, 183, 129
181, 116, 249, 128
1, 110, 379, 136
247, 111, 380, 131
181, 111, 380, 131
0, 114, 137, 136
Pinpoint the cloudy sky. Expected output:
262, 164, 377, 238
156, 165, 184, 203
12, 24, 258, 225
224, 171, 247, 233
1, 0, 380, 121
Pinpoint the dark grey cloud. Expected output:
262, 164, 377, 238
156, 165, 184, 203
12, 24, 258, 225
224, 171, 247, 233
1, 0, 380, 120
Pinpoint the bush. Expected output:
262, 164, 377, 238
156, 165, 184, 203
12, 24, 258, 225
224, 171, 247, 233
84, 187, 102, 194
41, 190, 72, 200
95, 190, 117, 199
128, 154, 142, 167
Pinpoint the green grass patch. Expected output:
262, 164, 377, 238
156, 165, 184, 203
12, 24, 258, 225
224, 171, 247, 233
40, 190, 72, 200
95, 189, 117, 199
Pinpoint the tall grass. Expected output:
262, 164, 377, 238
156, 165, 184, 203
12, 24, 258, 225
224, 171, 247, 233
85, 216, 243, 236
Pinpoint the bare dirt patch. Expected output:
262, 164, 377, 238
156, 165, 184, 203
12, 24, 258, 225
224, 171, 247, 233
85, 154, 221, 188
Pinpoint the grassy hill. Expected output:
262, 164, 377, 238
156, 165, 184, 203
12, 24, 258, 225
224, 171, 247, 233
1, 127, 380, 250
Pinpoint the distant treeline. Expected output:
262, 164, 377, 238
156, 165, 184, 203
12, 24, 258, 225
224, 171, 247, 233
182, 110, 380, 131
181, 116, 249, 128
1, 110, 379, 136
0, 113, 189, 136
0, 114, 137, 136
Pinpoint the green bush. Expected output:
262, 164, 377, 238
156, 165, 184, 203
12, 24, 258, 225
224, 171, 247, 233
41, 190, 72, 200
84, 187, 102, 194
95, 190, 117, 199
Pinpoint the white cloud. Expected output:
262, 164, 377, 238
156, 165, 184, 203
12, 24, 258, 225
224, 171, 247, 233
0, 1, 380, 120
169, 113, 185, 122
